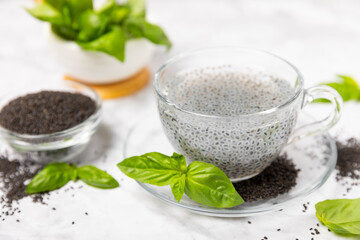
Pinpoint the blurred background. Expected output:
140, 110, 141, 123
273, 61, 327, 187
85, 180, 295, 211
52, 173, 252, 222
1, 0, 360, 91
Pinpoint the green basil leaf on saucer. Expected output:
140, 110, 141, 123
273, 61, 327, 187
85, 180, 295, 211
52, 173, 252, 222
169, 152, 188, 172
77, 10, 108, 42
128, 0, 146, 17
26, 162, 77, 194
77, 165, 119, 189
117, 152, 187, 186
185, 161, 244, 208
316, 198, 360, 236
125, 17, 171, 49
26, 2, 62, 24
77, 26, 126, 62
170, 174, 186, 202
118, 152, 244, 207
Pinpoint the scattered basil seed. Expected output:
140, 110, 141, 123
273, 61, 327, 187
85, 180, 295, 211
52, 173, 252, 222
0, 155, 46, 217
233, 154, 299, 202
303, 204, 308, 212
335, 138, 360, 182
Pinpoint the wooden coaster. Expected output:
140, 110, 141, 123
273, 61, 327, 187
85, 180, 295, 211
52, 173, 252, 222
64, 67, 150, 100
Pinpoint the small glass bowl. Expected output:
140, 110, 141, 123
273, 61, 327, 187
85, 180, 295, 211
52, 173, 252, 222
0, 81, 102, 164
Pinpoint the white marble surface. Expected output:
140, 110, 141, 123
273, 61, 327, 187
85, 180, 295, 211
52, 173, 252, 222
0, 0, 360, 239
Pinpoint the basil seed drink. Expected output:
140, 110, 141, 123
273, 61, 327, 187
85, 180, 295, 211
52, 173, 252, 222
155, 48, 342, 182
157, 66, 297, 181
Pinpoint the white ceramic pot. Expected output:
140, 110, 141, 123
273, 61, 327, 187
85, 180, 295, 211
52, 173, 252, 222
45, 26, 155, 84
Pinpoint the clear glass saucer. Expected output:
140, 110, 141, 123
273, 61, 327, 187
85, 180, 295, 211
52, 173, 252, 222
123, 113, 337, 217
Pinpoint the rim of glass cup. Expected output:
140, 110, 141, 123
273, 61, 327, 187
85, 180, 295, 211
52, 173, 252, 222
154, 47, 304, 118
0, 80, 102, 141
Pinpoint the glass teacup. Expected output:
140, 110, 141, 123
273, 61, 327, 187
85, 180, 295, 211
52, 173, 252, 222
154, 48, 342, 181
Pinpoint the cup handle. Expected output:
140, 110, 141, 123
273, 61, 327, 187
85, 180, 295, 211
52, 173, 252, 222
287, 85, 343, 144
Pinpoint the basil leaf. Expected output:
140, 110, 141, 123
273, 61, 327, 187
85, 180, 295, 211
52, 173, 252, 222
326, 82, 356, 102
316, 199, 360, 236
77, 26, 126, 62
314, 75, 360, 103
44, 0, 65, 10
169, 152, 188, 172
97, 0, 116, 15
170, 174, 186, 202
109, 6, 130, 24
338, 75, 360, 100
128, 0, 146, 17
321, 221, 359, 236
77, 10, 108, 42
26, 163, 77, 194
184, 161, 244, 208
28, 0, 171, 60
117, 152, 187, 186
339, 75, 359, 88
26, 2, 62, 24
118, 152, 245, 208
51, 24, 78, 40
61, 4, 73, 27
126, 17, 171, 49
77, 165, 119, 189
65, 0, 93, 21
